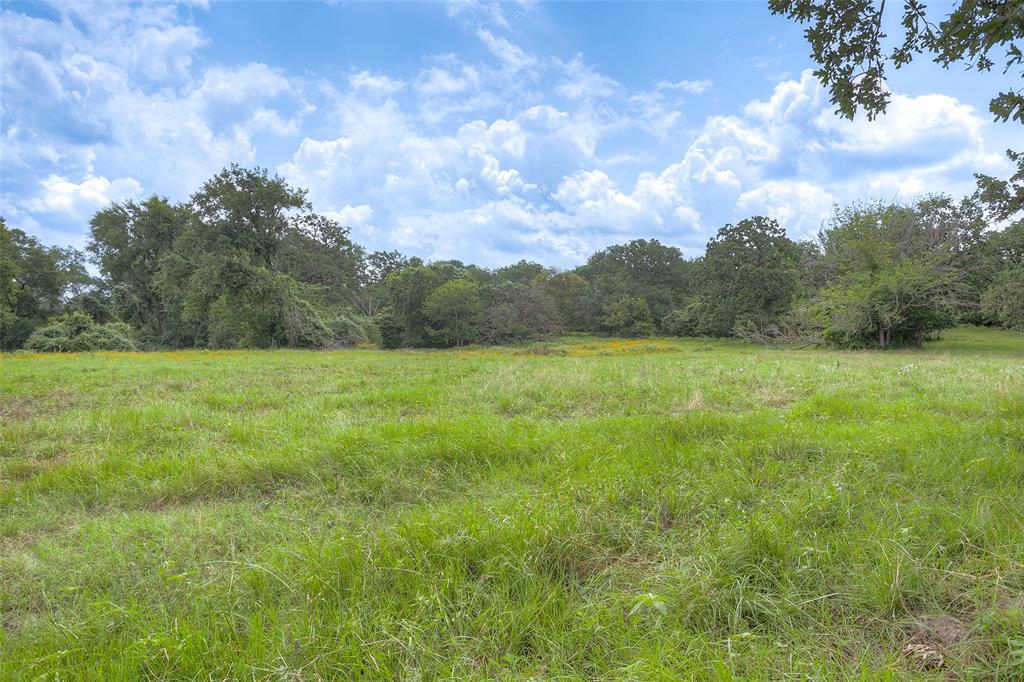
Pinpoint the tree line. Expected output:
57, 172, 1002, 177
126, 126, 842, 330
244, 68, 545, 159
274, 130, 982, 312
1, 164, 1022, 353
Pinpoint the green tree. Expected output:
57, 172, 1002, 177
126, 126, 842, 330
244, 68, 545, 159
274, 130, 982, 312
88, 196, 188, 345
494, 260, 548, 286
812, 259, 960, 348
353, 250, 412, 317
423, 278, 483, 346
379, 262, 463, 346
981, 263, 1024, 330
577, 239, 689, 327
478, 282, 563, 344
277, 214, 363, 307
0, 218, 19, 341
1, 223, 93, 350
532, 270, 590, 329
980, 219, 1024, 329
693, 216, 800, 336
140, 166, 367, 349
190, 164, 308, 270
807, 201, 970, 348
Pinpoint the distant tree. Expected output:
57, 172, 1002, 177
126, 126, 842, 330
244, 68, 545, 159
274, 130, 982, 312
494, 260, 548, 286
980, 219, 1024, 329
0, 219, 18, 340
577, 239, 689, 326
423, 278, 483, 346
693, 216, 800, 336
190, 164, 308, 270
532, 270, 590, 329
599, 295, 656, 337
380, 262, 464, 346
479, 282, 563, 344
770, 0, 1024, 220
988, 218, 1024, 265
433, 259, 493, 285
812, 258, 960, 348
136, 166, 372, 349
1, 223, 93, 350
88, 196, 189, 345
806, 201, 972, 348
65, 291, 116, 324
661, 301, 702, 337
353, 250, 411, 317
981, 263, 1024, 330
276, 214, 363, 307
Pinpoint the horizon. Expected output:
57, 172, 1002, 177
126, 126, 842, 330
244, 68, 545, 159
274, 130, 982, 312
1, 0, 1018, 267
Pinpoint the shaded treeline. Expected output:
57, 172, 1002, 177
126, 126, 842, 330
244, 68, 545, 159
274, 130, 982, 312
2, 165, 1022, 352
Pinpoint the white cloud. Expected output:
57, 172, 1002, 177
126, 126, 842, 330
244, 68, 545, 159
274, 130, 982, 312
737, 181, 834, 238
476, 29, 537, 72
656, 79, 712, 94
125, 25, 205, 81
0, 3, 1012, 268
349, 70, 405, 94
555, 56, 619, 99
27, 173, 142, 217
192, 63, 292, 106
324, 204, 374, 226
416, 65, 480, 95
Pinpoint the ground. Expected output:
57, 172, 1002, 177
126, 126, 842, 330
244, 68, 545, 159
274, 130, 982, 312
1, 326, 1023, 680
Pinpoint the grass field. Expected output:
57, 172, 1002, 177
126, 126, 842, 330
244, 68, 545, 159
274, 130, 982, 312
1, 326, 1023, 680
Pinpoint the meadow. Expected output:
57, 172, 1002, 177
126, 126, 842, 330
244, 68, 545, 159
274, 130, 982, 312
1, 326, 1023, 680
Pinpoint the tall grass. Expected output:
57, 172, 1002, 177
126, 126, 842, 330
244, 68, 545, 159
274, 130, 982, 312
1, 326, 1022, 679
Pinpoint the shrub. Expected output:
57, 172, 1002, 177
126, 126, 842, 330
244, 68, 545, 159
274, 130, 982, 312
23, 311, 135, 352
320, 311, 381, 348
600, 295, 656, 337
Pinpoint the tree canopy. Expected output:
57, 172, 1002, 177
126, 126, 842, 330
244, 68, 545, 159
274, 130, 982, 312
3, 165, 1023, 353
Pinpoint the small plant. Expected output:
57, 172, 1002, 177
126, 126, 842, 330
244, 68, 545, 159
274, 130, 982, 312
628, 592, 668, 624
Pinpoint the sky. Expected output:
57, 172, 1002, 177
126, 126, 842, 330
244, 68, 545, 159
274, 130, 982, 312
1, 0, 1019, 267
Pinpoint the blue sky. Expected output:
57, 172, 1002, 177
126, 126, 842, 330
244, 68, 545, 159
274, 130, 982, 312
1, 0, 1018, 267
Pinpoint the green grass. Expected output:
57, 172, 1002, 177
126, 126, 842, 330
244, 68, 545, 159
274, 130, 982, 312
1, 326, 1023, 680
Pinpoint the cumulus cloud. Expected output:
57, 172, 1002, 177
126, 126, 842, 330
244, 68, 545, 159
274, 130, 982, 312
0, 2, 1010, 267
27, 173, 143, 217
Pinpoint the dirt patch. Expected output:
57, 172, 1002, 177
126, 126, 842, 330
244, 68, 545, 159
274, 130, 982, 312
916, 614, 972, 647
0, 391, 76, 421
902, 614, 971, 672
995, 595, 1024, 613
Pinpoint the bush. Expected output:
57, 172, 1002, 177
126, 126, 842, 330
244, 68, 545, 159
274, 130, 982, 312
321, 311, 381, 348
23, 311, 135, 352
600, 295, 656, 337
